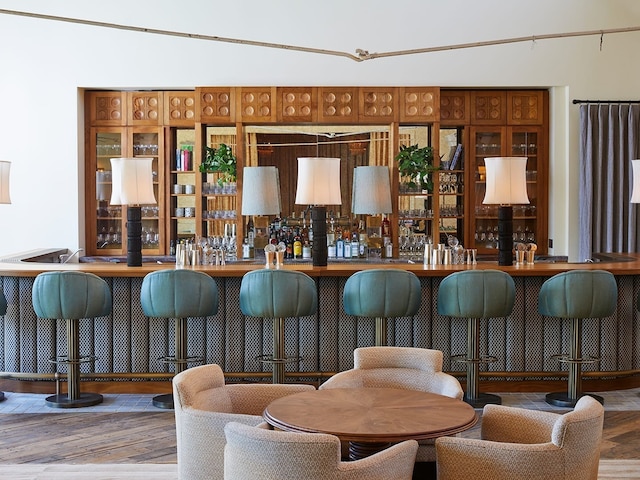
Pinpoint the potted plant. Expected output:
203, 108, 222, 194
395, 144, 440, 193
199, 143, 237, 186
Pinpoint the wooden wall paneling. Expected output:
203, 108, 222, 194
507, 90, 545, 125
440, 90, 470, 125
196, 87, 235, 124
470, 90, 506, 125
317, 87, 359, 123
86, 91, 126, 126
127, 91, 163, 126
276, 87, 317, 123
237, 87, 276, 123
359, 87, 399, 123
399, 87, 440, 123
163, 91, 196, 127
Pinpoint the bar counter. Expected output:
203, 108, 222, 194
1, 250, 639, 392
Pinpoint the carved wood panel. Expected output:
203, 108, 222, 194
359, 88, 398, 123
86, 91, 126, 126
276, 87, 317, 123
163, 91, 196, 126
317, 87, 359, 123
197, 87, 235, 123
470, 90, 506, 125
237, 87, 276, 123
507, 90, 544, 125
127, 91, 163, 126
399, 87, 439, 123
440, 90, 470, 125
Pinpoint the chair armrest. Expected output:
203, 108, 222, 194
481, 404, 559, 443
225, 383, 315, 415
432, 372, 464, 399
436, 436, 562, 480
338, 440, 418, 480
319, 371, 364, 389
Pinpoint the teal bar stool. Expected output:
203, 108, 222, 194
343, 269, 421, 346
0, 290, 6, 402
141, 269, 219, 409
438, 269, 515, 408
32, 271, 112, 408
240, 269, 317, 384
539, 270, 617, 407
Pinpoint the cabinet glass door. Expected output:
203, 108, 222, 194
438, 127, 465, 247
95, 131, 123, 252
510, 128, 539, 246
132, 130, 161, 254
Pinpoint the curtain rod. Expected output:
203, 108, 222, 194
573, 99, 640, 104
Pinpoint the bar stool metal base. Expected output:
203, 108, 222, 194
45, 392, 103, 409
152, 393, 174, 409
545, 392, 604, 408
464, 392, 502, 409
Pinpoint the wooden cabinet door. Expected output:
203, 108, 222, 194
164, 91, 196, 127
470, 90, 507, 125
127, 91, 163, 126
507, 90, 545, 125
86, 91, 126, 126
440, 90, 470, 125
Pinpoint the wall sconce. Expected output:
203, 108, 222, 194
110, 158, 157, 267
482, 157, 529, 266
295, 157, 341, 266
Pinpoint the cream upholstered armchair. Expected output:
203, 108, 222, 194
320, 346, 463, 463
223, 421, 418, 480
173, 363, 315, 480
435, 395, 604, 480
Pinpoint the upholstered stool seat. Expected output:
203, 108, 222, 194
240, 269, 317, 384
438, 269, 515, 408
32, 271, 112, 408
539, 270, 617, 407
343, 269, 421, 346
141, 269, 219, 408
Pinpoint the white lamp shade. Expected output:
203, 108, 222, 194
0, 161, 11, 204
352, 166, 392, 214
241, 166, 282, 215
109, 157, 157, 205
482, 157, 530, 205
295, 157, 342, 205
631, 159, 640, 203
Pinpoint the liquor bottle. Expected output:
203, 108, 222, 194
302, 240, 311, 260
246, 216, 255, 247
350, 223, 359, 258
293, 230, 302, 259
336, 235, 344, 258
326, 214, 335, 247
358, 220, 368, 258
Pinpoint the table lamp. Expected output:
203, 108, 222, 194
351, 165, 393, 215
110, 158, 157, 267
0, 160, 9, 402
295, 157, 341, 266
241, 166, 282, 243
482, 157, 529, 266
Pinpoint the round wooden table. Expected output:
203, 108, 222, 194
263, 387, 478, 460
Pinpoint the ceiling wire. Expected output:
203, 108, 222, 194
1, 8, 640, 62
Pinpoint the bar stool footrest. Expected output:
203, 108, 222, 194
49, 354, 97, 365
256, 354, 301, 365
451, 354, 497, 365
550, 353, 600, 365
158, 355, 204, 365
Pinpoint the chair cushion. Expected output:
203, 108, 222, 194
32, 271, 112, 319
437, 269, 515, 319
343, 269, 421, 318
240, 269, 317, 318
538, 270, 617, 319
141, 269, 219, 318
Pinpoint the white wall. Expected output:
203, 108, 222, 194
1, 0, 639, 259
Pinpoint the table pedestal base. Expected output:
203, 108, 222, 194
349, 441, 391, 461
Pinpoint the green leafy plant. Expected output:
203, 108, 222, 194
395, 144, 440, 192
199, 143, 237, 185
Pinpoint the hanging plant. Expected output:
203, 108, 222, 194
395, 144, 440, 193
199, 143, 237, 186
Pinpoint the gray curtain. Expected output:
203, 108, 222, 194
578, 103, 640, 261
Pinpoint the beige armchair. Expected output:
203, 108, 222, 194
435, 395, 604, 480
173, 363, 315, 480
320, 346, 463, 462
223, 421, 418, 480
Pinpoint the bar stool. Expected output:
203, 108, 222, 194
32, 271, 112, 408
539, 270, 617, 407
141, 269, 219, 409
343, 269, 421, 346
0, 290, 6, 402
437, 269, 515, 408
240, 269, 317, 384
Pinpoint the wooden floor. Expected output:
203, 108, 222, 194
0, 410, 638, 464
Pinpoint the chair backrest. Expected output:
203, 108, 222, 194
141, 269, 219, 318
437, 269, 515, 319
343, 269, 421, 318
0, 291, 6, 316
354, 346, 442, 372
551, 395, 604, 479
539, 270, 617, 319
239, 269, 317, 318
32, 271, 112, 320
